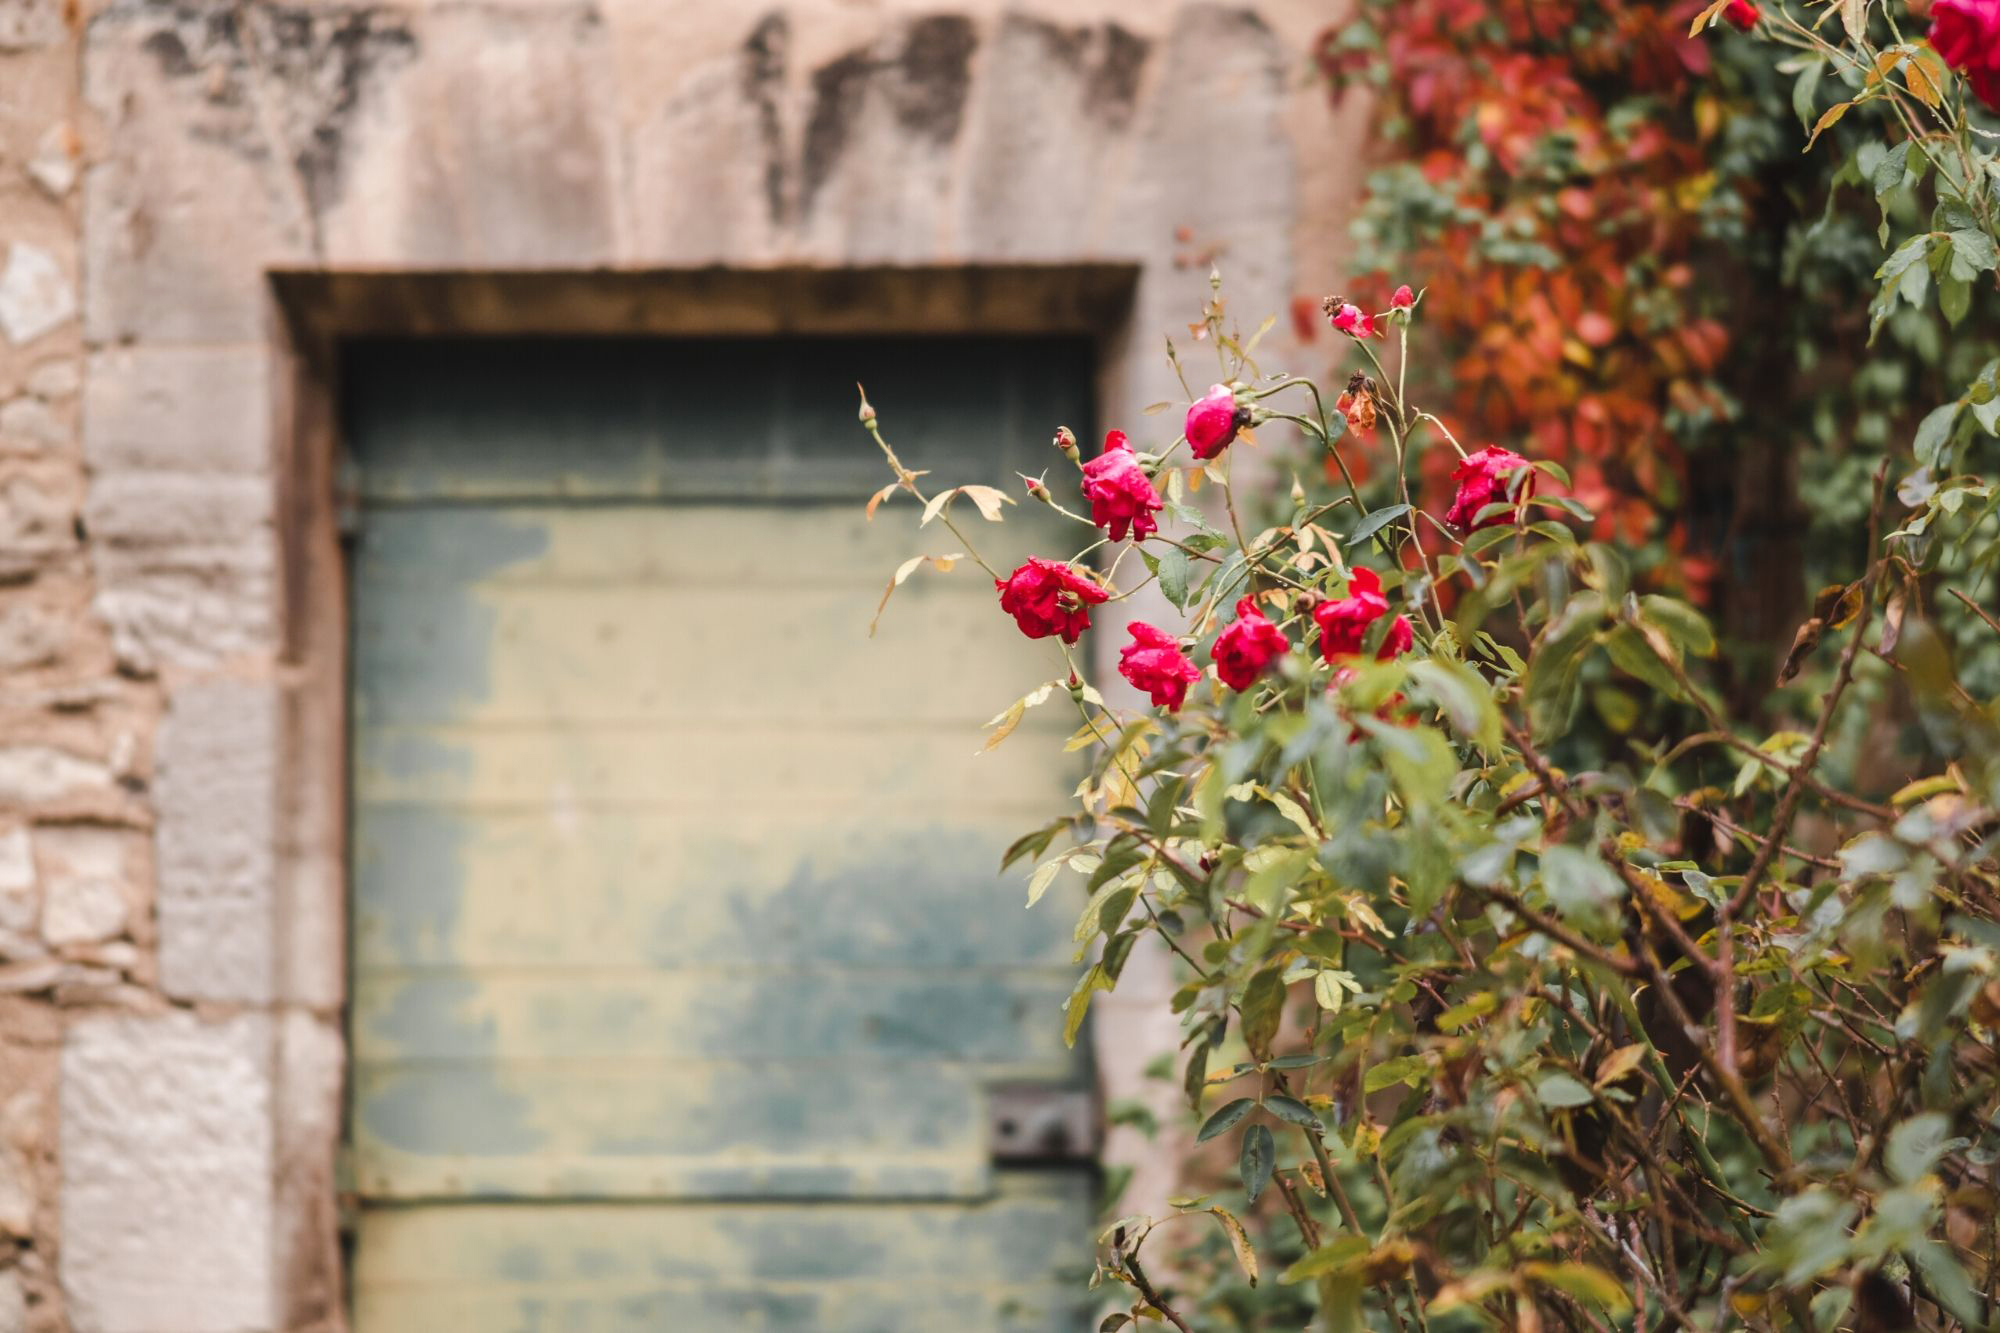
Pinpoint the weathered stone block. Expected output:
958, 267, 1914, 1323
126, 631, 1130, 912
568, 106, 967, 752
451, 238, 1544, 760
60, 1010, 275, 1333
90, 563, 277, 674
0, 1268, 23, 1333
0, 748, 111, 809
83, 347, 270, 475
35, 828, 136, 948
81, 9, 311, 342
0, 0, 66, 52
0, 244, 75, 347
0, 829, 31, 935
155, 678, 276, 1003
318, 5, 617, 266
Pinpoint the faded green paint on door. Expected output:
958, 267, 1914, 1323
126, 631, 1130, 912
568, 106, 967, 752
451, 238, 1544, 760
344, 339, 1098, 1330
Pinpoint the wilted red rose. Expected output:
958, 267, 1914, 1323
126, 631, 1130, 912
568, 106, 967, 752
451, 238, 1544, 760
1118, 621, 1202, 711
1445, 445, 1534, 530
1314, 568, 1413, 662
1329, 301, 1378, 339
1932, 0, 2000, 108
1185, 384, 1244, 460
1079, 430, 1162, 543
1213, 596, 1291, 691
1721, 0, 1759, 30
1390, 284, 1416, 311
995, 558, 1108, 644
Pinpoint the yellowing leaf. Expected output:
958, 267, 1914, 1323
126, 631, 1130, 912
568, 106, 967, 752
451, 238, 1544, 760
868, 553, 966, 635
958, 484, 1014, 522
1523, 1262, 1631, 1313
1908, 44, 1948, 105
1804, 99, 1852, 151
1593, 1042, 1650, 1089
1893, 774, 1961, 806
865, 481, 901, 520
1688, 0, 1731, 36
1841, 0, 1866, 44
1209, 1207, 1259, 1286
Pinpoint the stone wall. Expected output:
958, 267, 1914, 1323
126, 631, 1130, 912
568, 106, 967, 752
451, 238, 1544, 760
0, 0, 1362, 1327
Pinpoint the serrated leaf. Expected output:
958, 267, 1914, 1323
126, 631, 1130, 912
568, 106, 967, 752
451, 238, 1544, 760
1915, 401, 1962, 468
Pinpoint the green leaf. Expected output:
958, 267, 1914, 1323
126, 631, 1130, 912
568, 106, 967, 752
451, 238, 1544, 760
1793, 57, 1827, 129
1363, 1055, 1427, 1093
1279, 1234, 1370, 1284
1941, 272, 1972, 325
1885, 1111, 1953, 1183
1239, 1123, 1275, 1204
1539, 845, 1623, 926
1914, 401, 1962, 468
1876, 232, 1932, 283
1873, 139, 1913, 197
1638, 594, 1717, 657
1951, 227, 1999, 274
1157, 546, 1191, 610
1196, 1097, 1256, 1143
1534, 1071, 1596, 1109
1347, 503, 1412, 547
1239, 963, 1288, 1059
1263, 1095, 1323, 1130
1407, 658, 1504, 753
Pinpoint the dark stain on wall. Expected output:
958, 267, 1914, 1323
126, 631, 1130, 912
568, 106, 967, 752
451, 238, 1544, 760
800, 16, 978, 218
741, 12, 790, 228
115, 1, 419, 227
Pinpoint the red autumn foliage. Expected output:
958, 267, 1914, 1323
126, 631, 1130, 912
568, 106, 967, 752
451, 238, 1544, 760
1319, 0, 1739, 597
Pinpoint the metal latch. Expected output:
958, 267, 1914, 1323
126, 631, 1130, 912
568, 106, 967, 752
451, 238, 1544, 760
986, 1084, 1101, 1162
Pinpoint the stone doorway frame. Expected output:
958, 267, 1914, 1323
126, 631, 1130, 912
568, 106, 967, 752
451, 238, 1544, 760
266, 263, 1142, 1320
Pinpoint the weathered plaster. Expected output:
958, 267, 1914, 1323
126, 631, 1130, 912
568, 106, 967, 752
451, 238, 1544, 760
0, 0, 1359, 1325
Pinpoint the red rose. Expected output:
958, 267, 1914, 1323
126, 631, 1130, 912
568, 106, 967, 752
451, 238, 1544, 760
1185, 384, 1244, 460
1445, 445, 1534, 530
995, 558, 1108, 644
1314, 568, 1413, 662
1118, 621, 1202, 711
1079, 430, 1163, 543
1722, 0, 1759, 30
1390, 284, 1415, 311
1213, 597, 1291, 691
1932, 0, 2000, 108
1329, 302, 1378, 339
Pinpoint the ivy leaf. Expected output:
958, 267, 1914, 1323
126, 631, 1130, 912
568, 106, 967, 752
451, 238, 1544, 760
1239, 1123, 1275, 1204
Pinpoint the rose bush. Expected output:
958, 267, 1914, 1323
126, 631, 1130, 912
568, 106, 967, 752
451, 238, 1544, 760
861, 3, 2000, 1327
